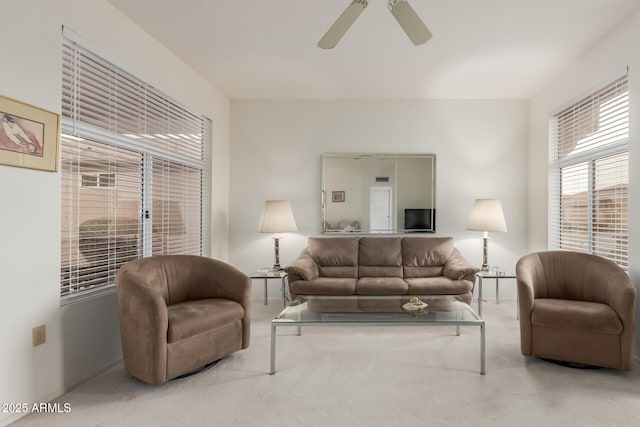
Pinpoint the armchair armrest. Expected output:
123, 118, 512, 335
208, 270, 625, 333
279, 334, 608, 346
605, 271, 636, 324
606, 271, 636, 370
284, 251, 319, 281
115, 269, 169, 385
515, 253, 539, 356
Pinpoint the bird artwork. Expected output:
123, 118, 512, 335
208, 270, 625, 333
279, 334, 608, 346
1, 113, 43, 156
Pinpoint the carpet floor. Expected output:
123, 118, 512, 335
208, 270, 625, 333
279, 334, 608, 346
13, 299, 640, 427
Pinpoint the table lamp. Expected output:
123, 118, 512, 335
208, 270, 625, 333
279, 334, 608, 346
257, 200, 297, 270
466, 199, 507, 271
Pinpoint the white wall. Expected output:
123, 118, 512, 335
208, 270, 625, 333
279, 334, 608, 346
0, 1, 229, 425
528, 10, 640, 356
229, 100, 529, 300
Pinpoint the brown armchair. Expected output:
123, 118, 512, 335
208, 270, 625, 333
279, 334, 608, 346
516, 251, 636, 371
115, 255, 251, 384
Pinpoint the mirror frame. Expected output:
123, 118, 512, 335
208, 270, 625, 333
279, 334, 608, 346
321, 153, 436, 234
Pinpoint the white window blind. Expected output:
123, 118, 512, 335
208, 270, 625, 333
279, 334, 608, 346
151, 158, 203, 256
549, 75, 629, 269
60, 139, 143, 296
61, 30, 212, 300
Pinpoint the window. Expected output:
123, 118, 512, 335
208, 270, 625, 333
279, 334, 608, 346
549, 75, 629, 269
60, 30, 212, 300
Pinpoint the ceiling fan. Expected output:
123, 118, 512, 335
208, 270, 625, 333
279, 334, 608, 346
318, 0, 432, 49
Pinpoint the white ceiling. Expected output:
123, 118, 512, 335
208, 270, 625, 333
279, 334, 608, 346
107, 0, 640, 100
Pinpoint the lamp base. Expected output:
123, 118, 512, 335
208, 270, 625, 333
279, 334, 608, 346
272, 237, 282, 271
481, 233, 489, 270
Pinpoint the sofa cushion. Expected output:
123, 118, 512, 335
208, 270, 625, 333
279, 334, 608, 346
308, 237, 359, 266
402, 237, 454, 278
318, 265, 358, 278
289, 277, 357, 296
403, 265, 444, 279
359, 237, 402, 278
359, 237, 402, 265
359, 265, 403, 277
167, 298, 244, 343
356, 277, 409, 295
405, 277, 473, 295
402, 237, 454, 267
531, 299, 622, 335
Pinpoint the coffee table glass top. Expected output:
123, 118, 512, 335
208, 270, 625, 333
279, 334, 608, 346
274, 295, 482, 324
249, 268, 287, 278
476, 268, 515, 278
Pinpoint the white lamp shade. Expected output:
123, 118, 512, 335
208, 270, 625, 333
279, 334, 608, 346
257, 200, 297, 233
466, 199, 508, 233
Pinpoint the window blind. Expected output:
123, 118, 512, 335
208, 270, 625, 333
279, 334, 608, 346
549, 75, 629, 269
151, 158, 203, 256
61, 30, 212, 299
60, 139, 143, 296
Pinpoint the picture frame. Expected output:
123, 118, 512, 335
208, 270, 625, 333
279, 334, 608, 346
332, 191, 345, 203
0, 95, 59, 172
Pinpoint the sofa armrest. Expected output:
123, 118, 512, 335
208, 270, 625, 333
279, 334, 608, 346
443, 248, 479, 281
287, 272, 304, 284
284, 251, 319, 281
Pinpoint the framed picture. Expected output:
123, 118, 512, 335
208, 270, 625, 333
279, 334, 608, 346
0, 95, 59, 172
332, 191, 345, 203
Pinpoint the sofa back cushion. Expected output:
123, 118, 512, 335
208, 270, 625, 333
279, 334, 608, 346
359, 237, 402, 277
308, 237, 359, 278
402, 237, 454, 278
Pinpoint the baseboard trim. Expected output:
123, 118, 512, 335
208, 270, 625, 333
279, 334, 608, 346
2, 357, 122, 427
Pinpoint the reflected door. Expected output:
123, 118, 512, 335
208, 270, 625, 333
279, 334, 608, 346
370, 186, 393, 232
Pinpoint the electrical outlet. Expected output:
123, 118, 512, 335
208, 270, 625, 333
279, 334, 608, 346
32, 324, 46, 347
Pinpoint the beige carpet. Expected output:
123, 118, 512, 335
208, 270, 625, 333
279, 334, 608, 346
13, 299, 640, 427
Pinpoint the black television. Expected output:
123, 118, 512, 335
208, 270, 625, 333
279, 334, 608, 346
404, 208, 435, 232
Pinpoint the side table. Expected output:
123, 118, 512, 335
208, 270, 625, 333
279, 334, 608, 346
475, 269, 517, 318
249, 269, 289, 307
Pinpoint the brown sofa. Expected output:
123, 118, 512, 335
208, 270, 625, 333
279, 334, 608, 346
285, 236, 479, 303
517, 251, 636, 371
115, 255, 251, 385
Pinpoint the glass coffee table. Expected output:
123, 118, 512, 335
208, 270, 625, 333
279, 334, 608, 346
270, 295, 485, 375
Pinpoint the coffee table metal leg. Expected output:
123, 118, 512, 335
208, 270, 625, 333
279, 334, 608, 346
456, 325, 460, 336
496, 278, 500, 304
480, 322, 486, 375
297, 326, 301, 336
270, 323, 276, 374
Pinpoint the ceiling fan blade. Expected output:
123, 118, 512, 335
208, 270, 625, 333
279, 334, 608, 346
388, 0, 432, 46
317, 0, 368, 49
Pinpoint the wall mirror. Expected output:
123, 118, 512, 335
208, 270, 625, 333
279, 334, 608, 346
322, 154, 436, 234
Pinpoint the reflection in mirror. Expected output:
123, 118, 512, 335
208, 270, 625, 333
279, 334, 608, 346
322, 154, 435, 234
